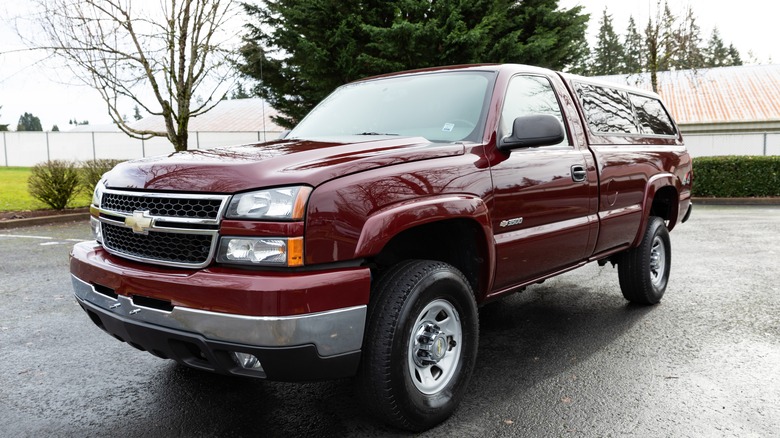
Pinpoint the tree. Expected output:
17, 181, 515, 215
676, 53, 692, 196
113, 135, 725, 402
705, 27, 730, 67
670, 6, 704, 70
240, 0, 589, 128
17, 112, 43, 131
657, 1, 676, 72
643, 1, 678, 92
623, 16, 644, 74
231, 82, 251, 99
133, 105, 143, 121
52, 125, 60, 132
0, 105, 7, 131
27, 0, 240, 152
590, 8, 625, 75
727, 44, 743, 66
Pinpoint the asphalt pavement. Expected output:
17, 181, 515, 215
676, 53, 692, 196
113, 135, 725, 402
1, 205, 778, 437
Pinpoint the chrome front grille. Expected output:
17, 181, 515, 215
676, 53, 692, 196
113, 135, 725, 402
96, 189, 230, 268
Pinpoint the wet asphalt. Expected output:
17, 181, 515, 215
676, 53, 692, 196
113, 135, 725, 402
1, 205, 778, 437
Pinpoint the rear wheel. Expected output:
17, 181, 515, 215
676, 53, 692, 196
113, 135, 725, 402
618, 216, 671, 304
358, 260, 478, 431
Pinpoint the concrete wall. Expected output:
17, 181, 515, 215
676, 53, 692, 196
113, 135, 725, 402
1, 131, 283, 167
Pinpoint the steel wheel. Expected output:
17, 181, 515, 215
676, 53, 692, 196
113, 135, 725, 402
408, 299, 463, 395
649, 235, 667, 288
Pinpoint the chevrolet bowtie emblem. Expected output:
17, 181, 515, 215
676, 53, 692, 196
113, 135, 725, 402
125, 210, 153, 234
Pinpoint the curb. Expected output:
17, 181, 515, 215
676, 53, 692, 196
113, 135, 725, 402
0, 213, 91, 230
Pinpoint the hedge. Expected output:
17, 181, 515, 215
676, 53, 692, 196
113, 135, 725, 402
692, 156, 780, 198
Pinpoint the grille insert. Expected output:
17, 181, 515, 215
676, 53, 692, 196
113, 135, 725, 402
102, 193, 223, 220
102, 223, 213, 265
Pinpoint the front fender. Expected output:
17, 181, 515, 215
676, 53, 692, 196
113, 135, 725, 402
353, 194, 493, 259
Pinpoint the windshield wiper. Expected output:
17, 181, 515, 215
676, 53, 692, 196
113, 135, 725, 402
355, 132, 399, 136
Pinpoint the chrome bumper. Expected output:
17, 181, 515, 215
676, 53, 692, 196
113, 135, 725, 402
71, 275, 366, 357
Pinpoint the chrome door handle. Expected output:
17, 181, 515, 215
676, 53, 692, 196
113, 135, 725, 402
571, 165, 587, 182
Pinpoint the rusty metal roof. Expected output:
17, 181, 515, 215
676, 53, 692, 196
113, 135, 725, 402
129, 98, 283, 132
595, 64, 780, 126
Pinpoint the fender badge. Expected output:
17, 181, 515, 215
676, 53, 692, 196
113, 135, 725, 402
125, 210, 153, 234
500, 217, 524, 228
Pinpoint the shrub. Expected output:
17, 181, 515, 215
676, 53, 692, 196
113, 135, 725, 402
27, 160, 81, 210
79, 159, 123, 195
692, 156, 780, 197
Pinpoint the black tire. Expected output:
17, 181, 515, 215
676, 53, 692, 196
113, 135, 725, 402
618, 216, 672, 304
358, 260, 479, 431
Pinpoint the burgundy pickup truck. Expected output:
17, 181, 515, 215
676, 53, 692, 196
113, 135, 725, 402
70, 64, 692, 430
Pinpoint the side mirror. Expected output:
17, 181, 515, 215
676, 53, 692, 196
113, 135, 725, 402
499, 114, 565, 151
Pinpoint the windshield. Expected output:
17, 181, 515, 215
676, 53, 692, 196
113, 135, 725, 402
288, 71, 494, 143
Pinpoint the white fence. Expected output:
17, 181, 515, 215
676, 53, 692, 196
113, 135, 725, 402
1, 130, 778, 167
0, 131, 283, 167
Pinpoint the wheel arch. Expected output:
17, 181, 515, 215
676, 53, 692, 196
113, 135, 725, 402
632, 174, 680, 246
354, 195, 494, 302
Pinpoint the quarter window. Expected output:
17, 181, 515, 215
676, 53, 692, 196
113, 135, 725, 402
629, 93, 677, 136
574, 83, 637, 135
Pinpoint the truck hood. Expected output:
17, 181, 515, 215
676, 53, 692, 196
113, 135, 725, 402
103, 136, 465, 193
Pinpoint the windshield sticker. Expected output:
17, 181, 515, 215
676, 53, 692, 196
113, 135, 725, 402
442, 123, 455, 132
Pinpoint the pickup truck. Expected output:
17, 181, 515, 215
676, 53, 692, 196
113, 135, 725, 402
70, 64, 692, 431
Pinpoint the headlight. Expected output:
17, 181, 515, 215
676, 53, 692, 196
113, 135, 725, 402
90, 180, 106, 242
217, 237, 304, 267
92, 179, 106, 208
226, 186, 311, 220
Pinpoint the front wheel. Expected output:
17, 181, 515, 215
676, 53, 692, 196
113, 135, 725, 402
618, 216, 672, 304
358, 260, 478, 431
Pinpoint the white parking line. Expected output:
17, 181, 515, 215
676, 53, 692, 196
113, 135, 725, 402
0, 234, 54, 240
0, 234, 87, 243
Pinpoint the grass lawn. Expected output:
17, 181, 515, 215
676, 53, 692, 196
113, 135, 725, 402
0, 167, 91, 211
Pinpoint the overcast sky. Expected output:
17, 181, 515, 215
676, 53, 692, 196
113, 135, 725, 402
1, 1, 778, 131
560, 0, 779, 65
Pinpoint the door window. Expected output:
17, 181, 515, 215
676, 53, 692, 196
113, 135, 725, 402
500, 75, 569, 146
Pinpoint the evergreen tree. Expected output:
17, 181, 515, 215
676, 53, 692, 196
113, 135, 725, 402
133, 105, 143, 121
657, 1, 676, 71
590, 8, 625, 75
240, 0, 589, 128
17, 112, 43, 131
705, 27, 730, 67
231, 82, 251, 99
52, 125, 60, 132
728, 44, 743, 66
623, 16, 644, 74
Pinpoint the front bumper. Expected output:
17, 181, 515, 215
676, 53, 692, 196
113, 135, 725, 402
70, 241, 371, 381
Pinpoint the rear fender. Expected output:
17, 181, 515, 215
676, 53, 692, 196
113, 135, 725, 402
633, 173, 680, 246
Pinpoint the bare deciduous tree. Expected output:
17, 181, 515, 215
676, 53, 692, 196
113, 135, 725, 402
24, 0, 239, 151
